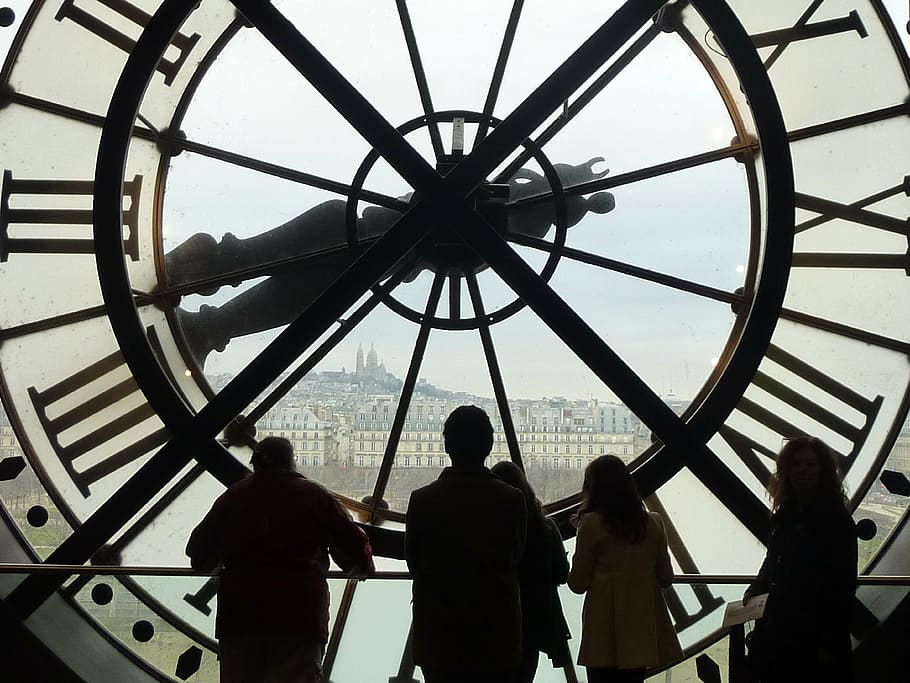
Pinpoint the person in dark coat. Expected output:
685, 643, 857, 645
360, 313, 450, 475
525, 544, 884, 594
406, 405, 527, 683
186, 437, 374, 683
492, 460, 572, 682
744, 435, 857, 683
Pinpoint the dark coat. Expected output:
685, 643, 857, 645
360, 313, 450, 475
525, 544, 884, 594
518, 516, 572, 665
406, 466, 527, 671
186, 471, 373, 641
747, 498, 857, 682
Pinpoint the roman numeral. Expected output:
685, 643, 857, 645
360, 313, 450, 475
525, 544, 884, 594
793, 183, 910, 275
0, 171, 142, 261
55, 0, 200, 85
718, 343, 883, 487
646, 495, 724, 630
28, 350, 169, 497
751, 1, 867, 70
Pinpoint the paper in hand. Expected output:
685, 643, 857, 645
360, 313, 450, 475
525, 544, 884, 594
722, 593, 768, 628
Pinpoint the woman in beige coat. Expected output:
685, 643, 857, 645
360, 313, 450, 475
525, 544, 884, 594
568, 455, 682, 683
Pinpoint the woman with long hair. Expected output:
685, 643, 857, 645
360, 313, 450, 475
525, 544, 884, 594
743, 436, 857, 682
491, 461, 571, 682
568, 455, 681, 683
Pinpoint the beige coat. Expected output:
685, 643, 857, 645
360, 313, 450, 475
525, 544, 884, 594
568, 511, 682, 669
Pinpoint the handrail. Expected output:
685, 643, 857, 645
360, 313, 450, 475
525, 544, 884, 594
0, 564, 908, 584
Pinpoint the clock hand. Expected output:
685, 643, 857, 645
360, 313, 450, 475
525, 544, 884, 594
167, 159, 615, 365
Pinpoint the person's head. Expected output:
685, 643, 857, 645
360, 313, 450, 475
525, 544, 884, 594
491, 460, 545, 529
250, 436, 296, 473
581, 455, 647, 542
443, 405, 494, 466
769, 436, 845, 511
357, 495, 389, 525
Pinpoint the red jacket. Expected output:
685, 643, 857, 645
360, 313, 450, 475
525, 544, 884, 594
186, 471, 373, 640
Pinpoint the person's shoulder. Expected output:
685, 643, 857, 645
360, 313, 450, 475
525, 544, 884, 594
576, 511, 606, 534
407, 480, 438, 506
826, 499, 856, 532
280, 473, 337, 501
646, 510, 665, 528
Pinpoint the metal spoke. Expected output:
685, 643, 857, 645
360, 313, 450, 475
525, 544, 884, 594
449, 0, 667, 197
320, 578, 359, 682
495, 22, 661, 183
508, 233, 745, 306
237, 259, 419, 432
368, 272, 445, 518
396, 0, 444, 159
231, 0, 441, 196
174, 136, 409, 211
507, 140, 757, 211
449, 195, 770, 539
465, 272, 523, 468
448, 272, 462, 320
62, 463, 207, 598
1, 90, 406, 211
779, 307, 910, 355
474, 0, 526, 146
161, 239, 380, 298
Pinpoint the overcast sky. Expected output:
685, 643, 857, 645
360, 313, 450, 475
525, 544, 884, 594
2, 1, 909, 404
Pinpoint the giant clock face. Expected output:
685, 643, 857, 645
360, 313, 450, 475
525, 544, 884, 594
1, 0, 909, 681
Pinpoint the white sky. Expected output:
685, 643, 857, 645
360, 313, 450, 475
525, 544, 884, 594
1, 0, 909, 403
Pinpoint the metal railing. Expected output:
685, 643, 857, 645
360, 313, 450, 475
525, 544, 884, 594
1, 564, 909, 584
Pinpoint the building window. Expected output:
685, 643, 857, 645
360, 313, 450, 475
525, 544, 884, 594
416, 456, 422, 467
404, 456, 411, 466
552, 457, 559, 468
576, 457, 583, 469
359, 456, 364, 467
588, 445, 594, 454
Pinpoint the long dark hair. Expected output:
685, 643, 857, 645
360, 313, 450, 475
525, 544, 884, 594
491, 461, 547, 533
581, 455, 647, 542
769, 436, 846, 512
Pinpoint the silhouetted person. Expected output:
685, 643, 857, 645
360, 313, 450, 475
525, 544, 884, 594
492, 460, 572, 682
406, 406, 527, 683
186, 437, 374, 683
568, 455, 681, 683
743, 436, 857, 683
